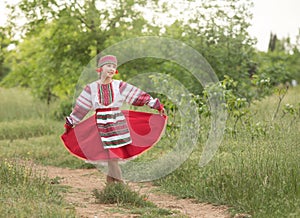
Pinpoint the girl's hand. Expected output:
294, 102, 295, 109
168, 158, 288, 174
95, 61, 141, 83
158, 104, 165, 116
159, 108, 165, 116
64, 117, 73, 133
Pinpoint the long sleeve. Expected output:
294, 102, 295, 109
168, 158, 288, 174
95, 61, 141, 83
70, 85, 93, 124
119, 81, 163, 110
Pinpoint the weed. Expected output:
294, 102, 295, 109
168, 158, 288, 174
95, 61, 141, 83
93, 183, 155, 207
93, 183, 176, 217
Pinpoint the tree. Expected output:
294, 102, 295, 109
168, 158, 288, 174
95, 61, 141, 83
1, 0, 160, 103
268, 32, 277, 52
0, 27, 12, 80
160, 0, 257, 99
255, 30, 300, 86
2, 0, 264, 104
288, 30, 300, 81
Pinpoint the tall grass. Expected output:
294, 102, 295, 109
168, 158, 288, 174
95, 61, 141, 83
0, 119, 57, 140
0, 87, 88, 168
0, 88, 87, 217
0, 159, 76, 217
155, 86, 300, 217
0, 87, 52, 121
0, 134, 89, 169
1, 86, 299, 217
93, 183, 175, 217
0, 87, 180, 217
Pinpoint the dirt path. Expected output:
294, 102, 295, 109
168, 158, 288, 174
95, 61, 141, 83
37, 164, 230, 218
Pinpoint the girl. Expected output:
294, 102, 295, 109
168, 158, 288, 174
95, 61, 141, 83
61, 55, 167, 183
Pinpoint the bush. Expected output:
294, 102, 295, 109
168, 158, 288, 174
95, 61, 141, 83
51, 99, 73, 120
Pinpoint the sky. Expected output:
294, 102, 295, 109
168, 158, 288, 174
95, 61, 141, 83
249, 0, 300, 51
0, 0, 299, 51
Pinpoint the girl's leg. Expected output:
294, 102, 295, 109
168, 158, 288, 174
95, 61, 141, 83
107, 159, 122, 183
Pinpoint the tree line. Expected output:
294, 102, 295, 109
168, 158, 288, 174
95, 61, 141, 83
0, 0, 299, 107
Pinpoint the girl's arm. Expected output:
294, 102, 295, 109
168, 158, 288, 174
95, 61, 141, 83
68, 85, 93, 125
119, 81, 164, 112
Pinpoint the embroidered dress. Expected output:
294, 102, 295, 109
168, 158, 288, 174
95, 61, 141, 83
96, 108, 132, 149
61, 79, 167, 161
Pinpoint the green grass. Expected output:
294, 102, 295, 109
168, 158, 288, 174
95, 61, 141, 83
154, 86, 300, 218
93, 183, 154, 207
0, 135, 91, 169
0, 119, 57, 140
0, 87, 176, 217
0, 87, 51, 122
93, 183, 175, 217
0, 159, 76, 217
0, 88, 89, 217
0, 87, 92, 169
1, 86, 299, 218
0, 118, 91, 169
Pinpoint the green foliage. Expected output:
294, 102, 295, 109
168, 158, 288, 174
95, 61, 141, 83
1, 17, 90, 102
255, 51, 292, 86
174, 0, 256, 97
1, 0, 260, 104
287, 47, 300, 82
155, 86, 300, 218
282, 103, 300, 119
0, 27, 12, 80
259, 31, 300, 84
194, 75, 272, 136
0, 159, 76, 217
0, 88, 61, 139
51, 98, 73, 120
249, 74, 272, 99
1, 0, 298, 106
1, 0, 159, 102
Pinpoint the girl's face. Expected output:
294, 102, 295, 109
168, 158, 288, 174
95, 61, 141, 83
100, 63, 117, 79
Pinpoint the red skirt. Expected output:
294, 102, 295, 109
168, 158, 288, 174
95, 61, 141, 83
61, 110, 167, 161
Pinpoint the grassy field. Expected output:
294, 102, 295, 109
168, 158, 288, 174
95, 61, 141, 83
0, 159, 76, 217
155, 86, 300, 217
0, 86, 299, 217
